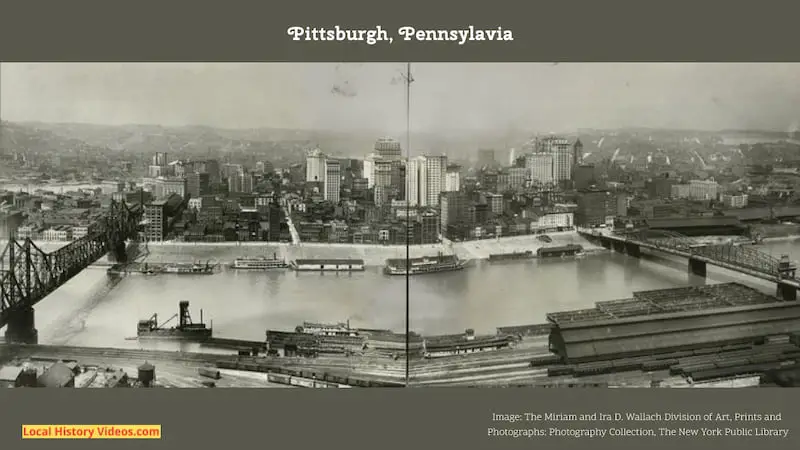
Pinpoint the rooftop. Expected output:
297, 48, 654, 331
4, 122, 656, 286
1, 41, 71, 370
645, 216, 742, 228
546, 283, 781, 325
550, 301, 800, 362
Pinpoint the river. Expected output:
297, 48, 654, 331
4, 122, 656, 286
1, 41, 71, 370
4, 238, 800, 352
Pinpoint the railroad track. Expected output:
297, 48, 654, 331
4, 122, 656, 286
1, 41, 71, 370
1, 344, 565, 386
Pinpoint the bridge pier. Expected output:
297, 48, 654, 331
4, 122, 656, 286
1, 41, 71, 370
108, 239, 128, 264
600, 238, 612, 250
612, 241, 626, 253
688, 258, 707, 278
4, 307, 39, 345
776, 282, 798, 301
624, 243, 641, 258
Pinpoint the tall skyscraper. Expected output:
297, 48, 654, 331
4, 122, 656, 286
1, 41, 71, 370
240, 172, 254, 194
152, 152, 168, 166
536, 137, 572, 181
374, 138, 402, 160
373, 159, 394, 205
324, 159, 341, 203
363, 155, 376, 188
444, 164, 461, 192
222, 163, 243, 180
185, 172, 200, 198
526, 153, 554, 184
405, 158, 420, 206
227, 174, 242, 193
419, 155, 447, 207
305, 148, 327, 183
573, 139, 584, 167
440, 191, 467, 236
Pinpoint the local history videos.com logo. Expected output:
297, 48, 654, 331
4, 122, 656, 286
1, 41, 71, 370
22, 425, 162, 440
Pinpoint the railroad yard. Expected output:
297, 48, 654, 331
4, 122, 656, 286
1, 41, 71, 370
3, 282, 800, 389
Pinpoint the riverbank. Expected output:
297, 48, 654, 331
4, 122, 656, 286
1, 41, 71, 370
140, 232, 602, 266
751, 223, 800, 240
451, 231, 605, 260
9, 231, 603, 267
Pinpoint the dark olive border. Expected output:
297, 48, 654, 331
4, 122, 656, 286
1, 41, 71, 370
3, 1, 800, 449
1, 0, 799, 62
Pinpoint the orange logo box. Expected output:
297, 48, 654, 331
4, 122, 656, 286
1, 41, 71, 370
22, 425, 162, 439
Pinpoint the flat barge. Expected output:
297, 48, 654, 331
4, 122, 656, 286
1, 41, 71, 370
423, 329, 514, 358
232, 254, 289, 270
295, 320, 390, 337
537, 244, 585, 259
488, 250, 534, 263
384, 254, 466, 276
291, 259, 366, 272
107, 262, 164, 276
137, 301, 213, 342
163, 261, 217, 275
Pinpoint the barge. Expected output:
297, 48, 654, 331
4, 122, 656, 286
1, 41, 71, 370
295, 321, 392, 337
423, 330, 514, 358
488, 250, 534, 263
291, 259, 365, 272
163, 261, 217, 275
232, 253, 289, 270
107, 262, 164, 276
383, 254, 466, 276
137, 301, 213, 342
537, 244, 585, 259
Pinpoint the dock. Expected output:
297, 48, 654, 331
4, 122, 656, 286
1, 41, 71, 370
206, 337, 266, 353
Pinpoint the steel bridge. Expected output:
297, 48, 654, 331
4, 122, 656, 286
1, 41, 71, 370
0, 200, 143, 343
580, 228, 800, 301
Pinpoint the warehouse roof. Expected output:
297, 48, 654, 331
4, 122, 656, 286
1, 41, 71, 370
38, 362, 75, 388
722, 205, 800, 221
550, 301, 800, 362
645, 216, 742, 229
0, 366, 24, 382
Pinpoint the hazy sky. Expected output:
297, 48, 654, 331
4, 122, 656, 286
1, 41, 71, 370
1, 63, 799, 134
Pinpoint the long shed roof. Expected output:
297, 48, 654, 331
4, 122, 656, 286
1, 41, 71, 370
551, 301, 800, 362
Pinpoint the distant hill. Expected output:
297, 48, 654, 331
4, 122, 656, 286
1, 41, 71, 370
3, 121, 798, 164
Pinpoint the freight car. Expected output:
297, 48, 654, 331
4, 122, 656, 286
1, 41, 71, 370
529, 355, 561, 367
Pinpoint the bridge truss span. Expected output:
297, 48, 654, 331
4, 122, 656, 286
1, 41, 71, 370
613, 229, 793, 279
0, 200, 143, 331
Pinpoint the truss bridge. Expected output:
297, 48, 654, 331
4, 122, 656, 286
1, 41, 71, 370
580, 228, 800, 301
0, 200, 143, 343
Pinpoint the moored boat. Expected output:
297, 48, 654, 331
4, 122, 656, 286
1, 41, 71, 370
384, 253, 466, 276
137, 301, 213, 342
232, 253, 289, 270
163, 260, 216, 275
537, 244, 584, 259
488, 251, 534, 262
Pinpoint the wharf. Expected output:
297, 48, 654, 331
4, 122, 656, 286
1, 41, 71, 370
207, 337, 266, 352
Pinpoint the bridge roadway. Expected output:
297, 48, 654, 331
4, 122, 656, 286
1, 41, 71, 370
580, 229, 800, 300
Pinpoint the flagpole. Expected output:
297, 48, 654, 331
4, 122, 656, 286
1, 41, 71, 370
404, 62, 412, 388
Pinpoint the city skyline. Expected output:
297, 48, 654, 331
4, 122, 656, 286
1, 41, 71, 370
2, 63, 800, 135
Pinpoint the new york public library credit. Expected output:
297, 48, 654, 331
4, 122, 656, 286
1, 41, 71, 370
487, 412, 791, 440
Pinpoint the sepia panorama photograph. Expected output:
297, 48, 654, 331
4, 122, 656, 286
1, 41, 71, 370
1, 63, 800, 389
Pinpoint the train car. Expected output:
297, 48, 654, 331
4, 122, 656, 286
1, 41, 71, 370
289, 376, 316, 388
547, 365, 574, 377
267, 373, 292, 385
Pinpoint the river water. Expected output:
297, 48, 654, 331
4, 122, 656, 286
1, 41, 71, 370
4, 239, 799, 352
